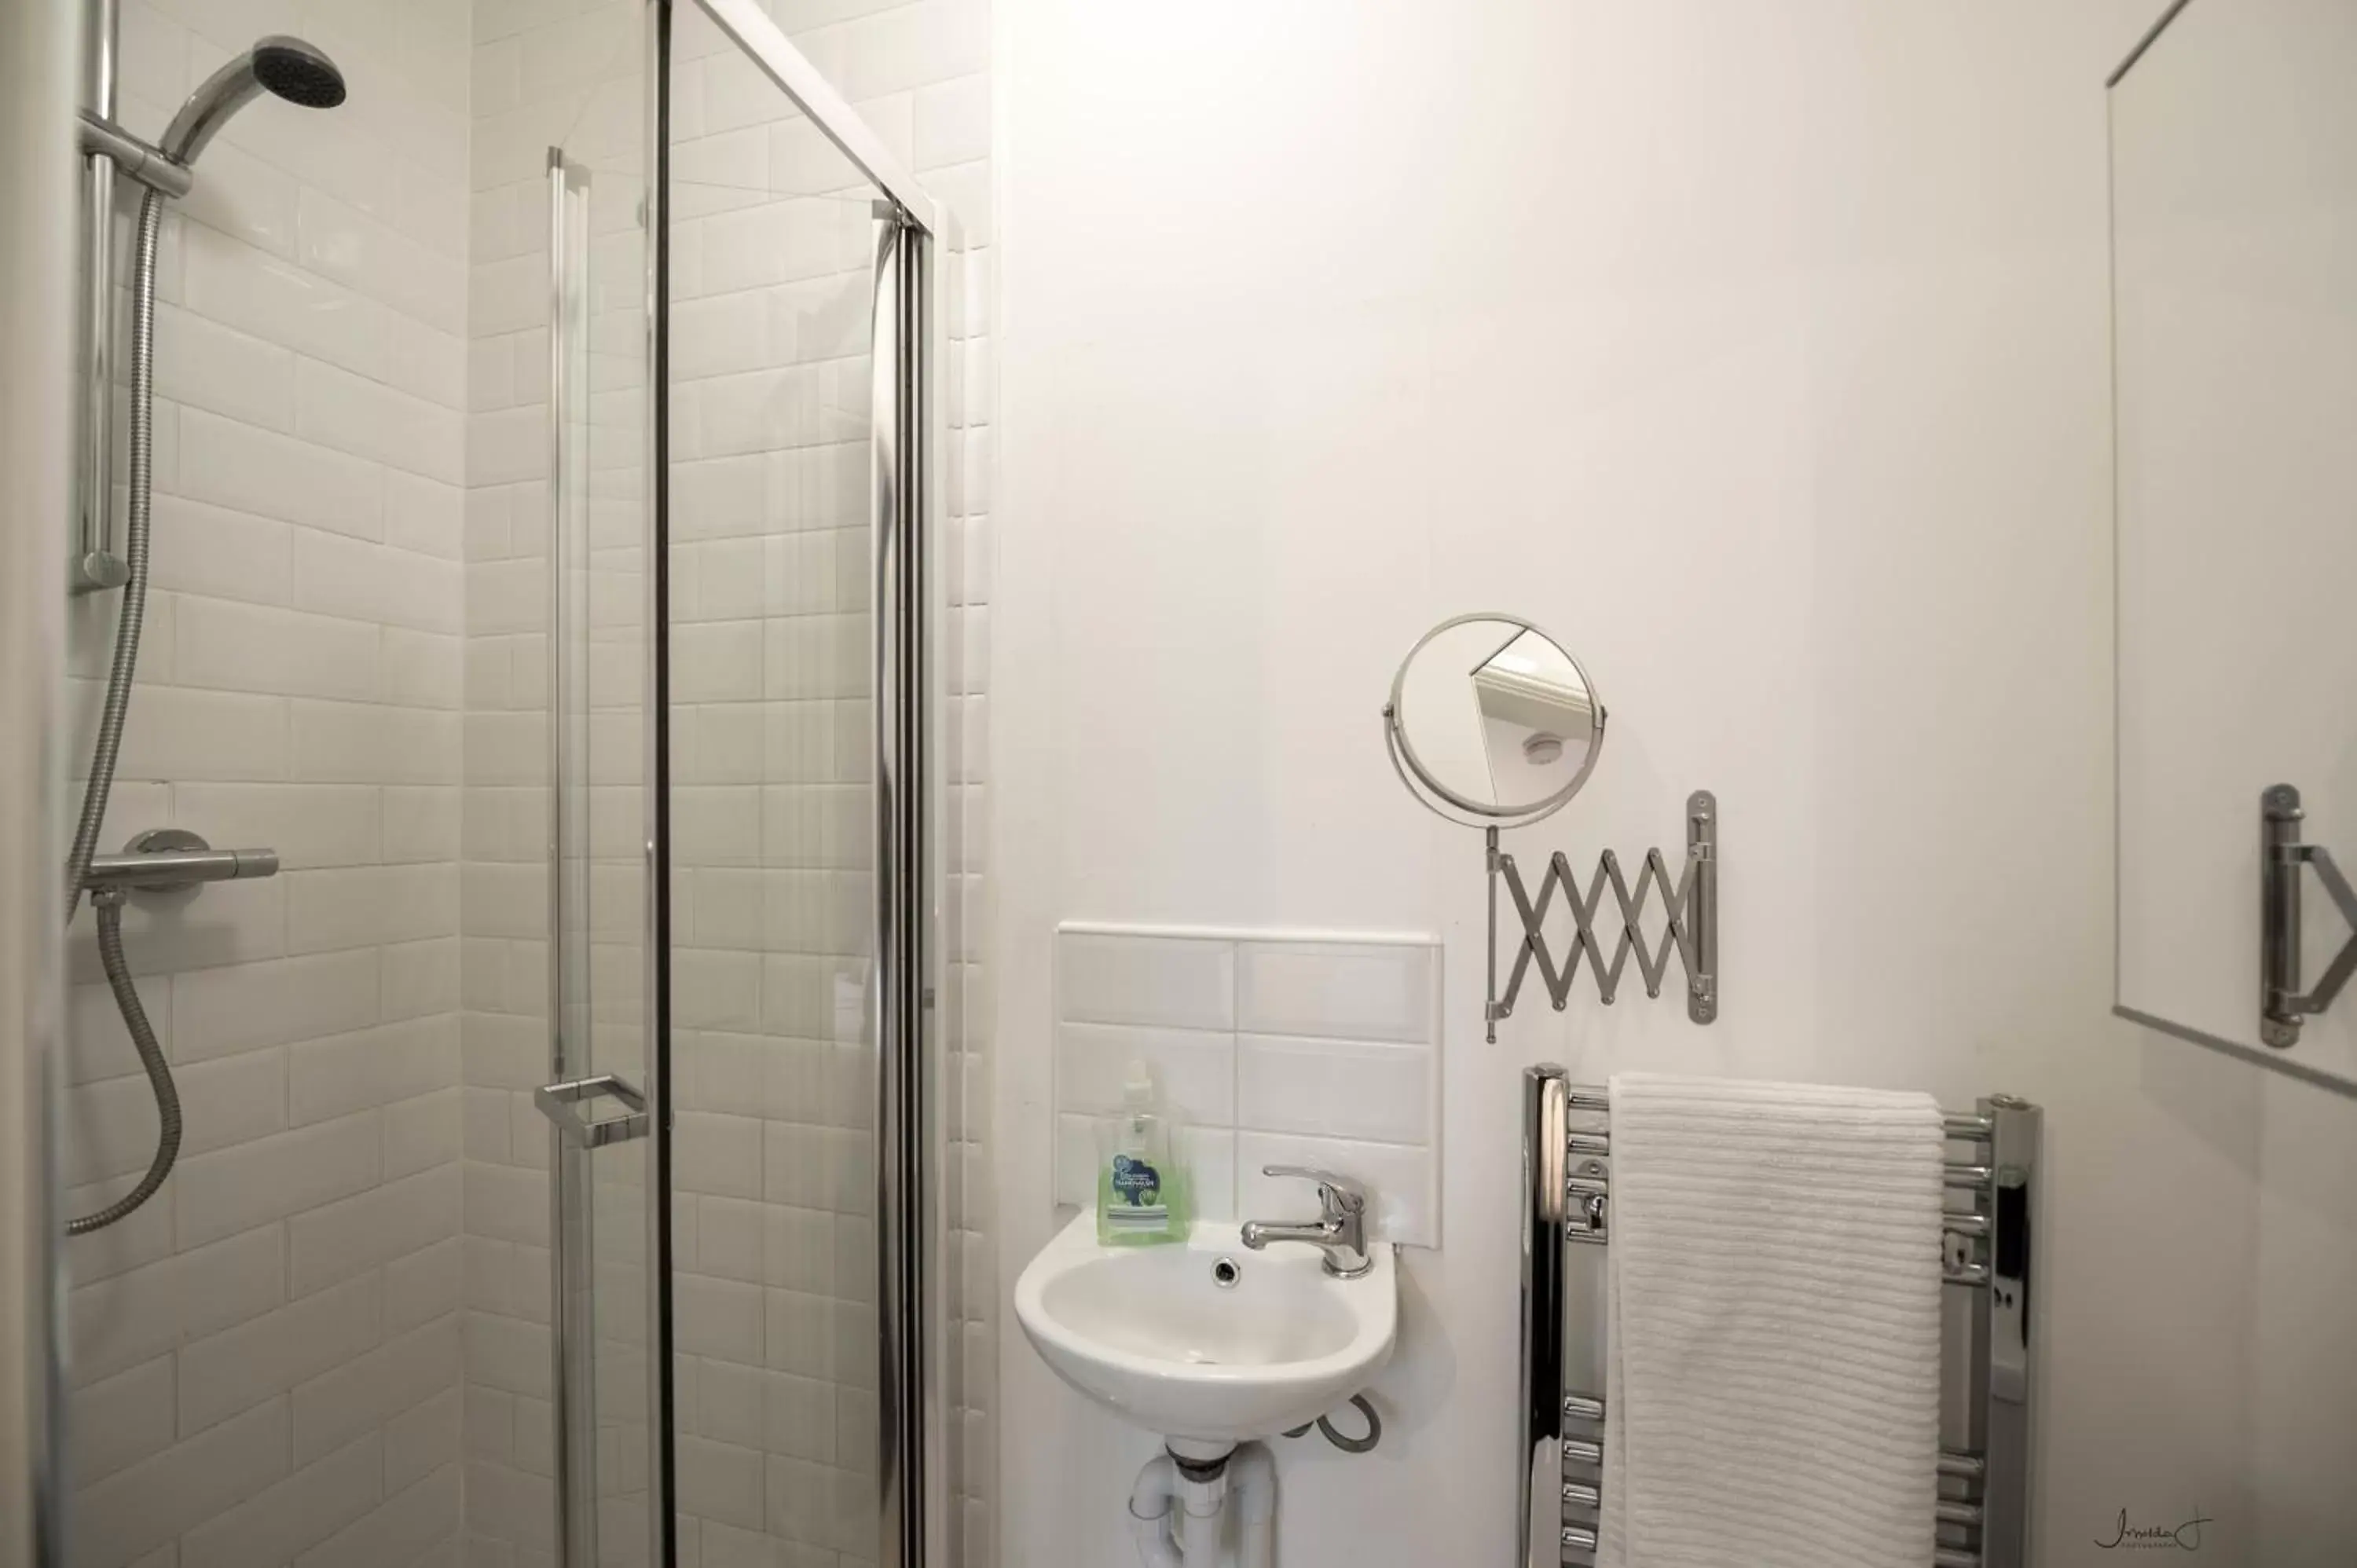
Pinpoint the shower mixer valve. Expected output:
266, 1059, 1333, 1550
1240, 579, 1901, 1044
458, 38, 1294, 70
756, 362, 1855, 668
82, 828, 279, 895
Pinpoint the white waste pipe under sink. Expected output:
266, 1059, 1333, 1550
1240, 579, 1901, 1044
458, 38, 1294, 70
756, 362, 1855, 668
1230, 1442, 1276, 1568
1128, 1453, 1185, 1568
1131, 1442, 1276, 1568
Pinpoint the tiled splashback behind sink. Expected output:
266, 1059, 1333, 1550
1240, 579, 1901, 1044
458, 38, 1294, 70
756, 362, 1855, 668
1052, 925, 1443, 1247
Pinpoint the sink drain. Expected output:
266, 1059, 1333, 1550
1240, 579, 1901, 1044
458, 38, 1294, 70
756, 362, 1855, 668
1210, 1256, 1241, 1288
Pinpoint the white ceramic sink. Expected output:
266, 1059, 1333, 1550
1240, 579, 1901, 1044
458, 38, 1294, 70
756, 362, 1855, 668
1014, 1211, 1396, 1443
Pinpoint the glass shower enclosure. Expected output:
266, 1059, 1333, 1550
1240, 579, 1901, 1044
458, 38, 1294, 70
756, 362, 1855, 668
541, 2, 946, 1561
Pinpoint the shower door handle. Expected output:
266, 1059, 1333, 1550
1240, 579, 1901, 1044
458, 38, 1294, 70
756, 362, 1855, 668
534, 1072, 651, 1149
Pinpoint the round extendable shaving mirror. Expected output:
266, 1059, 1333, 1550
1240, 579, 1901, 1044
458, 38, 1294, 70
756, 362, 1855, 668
1383, 614, 1605, 828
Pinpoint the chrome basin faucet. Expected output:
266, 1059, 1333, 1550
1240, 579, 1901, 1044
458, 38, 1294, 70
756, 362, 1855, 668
1241, 1165, 1373, 1278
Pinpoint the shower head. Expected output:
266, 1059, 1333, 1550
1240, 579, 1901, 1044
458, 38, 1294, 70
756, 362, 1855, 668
251, 38, 348, 108
159, 35, 345, 166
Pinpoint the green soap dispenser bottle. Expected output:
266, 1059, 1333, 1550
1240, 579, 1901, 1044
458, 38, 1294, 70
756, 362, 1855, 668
1096, 1060, 1190, 1246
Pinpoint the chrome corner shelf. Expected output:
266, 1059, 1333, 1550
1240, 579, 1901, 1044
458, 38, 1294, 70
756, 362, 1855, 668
1485, 790, 1717, 1042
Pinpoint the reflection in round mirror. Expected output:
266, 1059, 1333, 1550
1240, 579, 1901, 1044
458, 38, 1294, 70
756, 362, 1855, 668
1384, 615, 1604, 827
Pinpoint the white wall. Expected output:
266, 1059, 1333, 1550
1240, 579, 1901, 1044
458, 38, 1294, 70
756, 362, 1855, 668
59, 1, 473, 1564
989, 3, 2357, 1566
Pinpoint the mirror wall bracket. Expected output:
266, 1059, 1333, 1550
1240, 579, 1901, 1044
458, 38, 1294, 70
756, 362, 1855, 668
1484, 790, 1718, 1042
2260, 782, 2357, 1048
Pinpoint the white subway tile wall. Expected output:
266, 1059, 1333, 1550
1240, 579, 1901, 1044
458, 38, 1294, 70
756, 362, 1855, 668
61, 2, 472, 1564
464, 2, 997, 1566
668, 2, 882, 1550
937, 42, 997, 1566
1051, 929, 1443, 1247
462, 0, 638, 1558
658, 2, 996, 1559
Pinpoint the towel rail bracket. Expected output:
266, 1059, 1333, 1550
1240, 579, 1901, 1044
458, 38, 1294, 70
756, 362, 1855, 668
1485, 789, 1718, 1042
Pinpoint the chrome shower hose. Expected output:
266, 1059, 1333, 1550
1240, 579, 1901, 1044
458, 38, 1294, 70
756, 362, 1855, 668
64, 189, 179, 1236
71, 893, 182, 1235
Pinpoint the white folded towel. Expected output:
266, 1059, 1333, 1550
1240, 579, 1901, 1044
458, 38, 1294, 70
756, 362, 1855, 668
1599, 1072, 1945, 1568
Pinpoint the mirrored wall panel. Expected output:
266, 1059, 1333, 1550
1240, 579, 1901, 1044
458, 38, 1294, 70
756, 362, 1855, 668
2112, 0, 2357, 1092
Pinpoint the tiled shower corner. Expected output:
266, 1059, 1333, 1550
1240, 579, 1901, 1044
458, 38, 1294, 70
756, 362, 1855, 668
54, 0, 993, 1563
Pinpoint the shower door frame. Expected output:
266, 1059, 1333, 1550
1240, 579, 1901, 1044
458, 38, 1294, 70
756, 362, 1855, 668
558, 3, 946, 1564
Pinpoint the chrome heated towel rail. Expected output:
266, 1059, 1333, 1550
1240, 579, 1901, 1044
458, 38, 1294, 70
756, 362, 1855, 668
1519, 1065, 2039, 1568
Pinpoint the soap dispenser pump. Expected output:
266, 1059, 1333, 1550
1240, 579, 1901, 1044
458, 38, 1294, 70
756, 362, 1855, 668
1097, 1060, 1190, 1246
